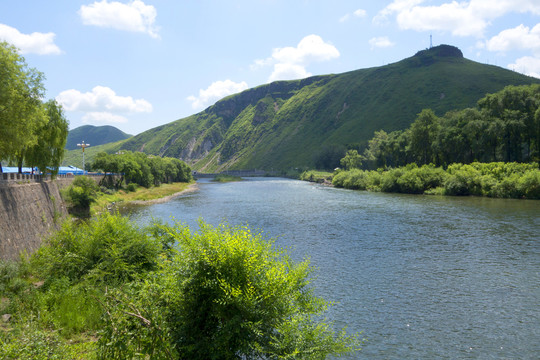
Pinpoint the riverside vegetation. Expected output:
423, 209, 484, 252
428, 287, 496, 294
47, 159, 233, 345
0, 212, 361, 359
301, 84, 540, 200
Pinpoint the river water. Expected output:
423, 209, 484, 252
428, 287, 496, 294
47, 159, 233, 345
124, 178, 540, 359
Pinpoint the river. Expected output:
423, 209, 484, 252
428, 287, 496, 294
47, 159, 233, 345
124, 177, 540, 359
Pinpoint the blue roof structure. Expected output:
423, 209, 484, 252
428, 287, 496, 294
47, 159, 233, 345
1, 167, 33, 173
57, 166, 85, 175
1, 165, 85, 175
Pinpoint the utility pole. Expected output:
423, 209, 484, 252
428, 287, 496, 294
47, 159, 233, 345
77, 141, 90, 174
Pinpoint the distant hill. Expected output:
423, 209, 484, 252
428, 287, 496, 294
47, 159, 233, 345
71, 45, 540, 171
65, 125, 132, 150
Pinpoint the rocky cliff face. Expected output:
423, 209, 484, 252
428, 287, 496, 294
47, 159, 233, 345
0, 180, 70, 260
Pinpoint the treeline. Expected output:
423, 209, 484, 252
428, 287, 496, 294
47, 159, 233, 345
0, 42, 69, 175
333, 162, 540, 199
92, 151, 193, 188
354, 84, 540, 169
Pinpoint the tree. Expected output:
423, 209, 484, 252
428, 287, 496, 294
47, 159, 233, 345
409, 109, 440, 165
25, 100, 69, 177
340, 149, 363, 170
0, 42, 46, 173
362, 130, 390, 169
98, 220, 361, 359
313, 144, 346, 170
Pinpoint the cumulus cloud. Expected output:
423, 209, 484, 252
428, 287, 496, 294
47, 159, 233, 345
508, 56, 540, 79
0, 23, 61, 55
83, 112, 129, 124
253, 35, 340, 82
373, 0, 423, 25
187, 80, 249, 110
339, 8, 367, 23
374, 0, 540, 37
485, 23, 540, 53
56, 86, 152, 113
369, 36, 395, 49
56, 86, 152, 125
269, 64, 312, 83
79, 0, 159, 38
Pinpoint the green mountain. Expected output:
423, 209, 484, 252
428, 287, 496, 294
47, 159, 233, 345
80, 45, 540, 172
66, 125, 132, 150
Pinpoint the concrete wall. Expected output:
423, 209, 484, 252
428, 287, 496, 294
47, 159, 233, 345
0, 179, 71, 261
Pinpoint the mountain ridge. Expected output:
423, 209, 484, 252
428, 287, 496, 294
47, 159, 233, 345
85, 45, 540, 171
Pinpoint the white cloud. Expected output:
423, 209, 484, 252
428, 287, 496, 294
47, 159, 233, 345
82, 112, 129, 124
396, 2, 487, 37
369, 36, 395, 49
254, 35, 340, 82
339, 8, 367, 23
374, 0, 540, 37
187, 80, 249, 110
373, 0, 423, 25
79, 0, 159, 38
56, 86, 152, 113
485, 23, 540, 54
269, 64, 312, 82
508, 56, 540, 79
0, 23, 61, 55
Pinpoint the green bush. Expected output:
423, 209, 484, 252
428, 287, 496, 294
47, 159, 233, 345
332, 162, 539, 199
97, 221, 361, 359
64, 176, 99, 209
518, 170, 540, 199
380, 168, 405, 193
32, 212, 163, 285
125, 182, 137, 192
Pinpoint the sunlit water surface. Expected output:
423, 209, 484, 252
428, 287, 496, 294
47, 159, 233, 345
124, 178, 540, 359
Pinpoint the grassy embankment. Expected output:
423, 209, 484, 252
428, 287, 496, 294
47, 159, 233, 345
91, 181, 194, 214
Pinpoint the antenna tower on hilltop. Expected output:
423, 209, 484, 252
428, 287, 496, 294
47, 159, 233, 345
430, 34, 433, 49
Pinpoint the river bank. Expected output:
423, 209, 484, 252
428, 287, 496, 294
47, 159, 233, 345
92, 182, 198, 213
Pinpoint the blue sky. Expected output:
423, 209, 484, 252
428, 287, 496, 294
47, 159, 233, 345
1, 0, 539, 135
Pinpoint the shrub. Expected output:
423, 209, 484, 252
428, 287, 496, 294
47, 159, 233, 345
32, 212, 163, 285
97, 221, 361, 359
518, 170, 540, 199
125, 182, 137, 192
63, 176, 99, 209
380, 168, 405, 193
444, 164, 482, 196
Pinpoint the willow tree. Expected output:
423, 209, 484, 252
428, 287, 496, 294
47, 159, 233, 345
25, 100, 69, 177
0, 41, 47, 173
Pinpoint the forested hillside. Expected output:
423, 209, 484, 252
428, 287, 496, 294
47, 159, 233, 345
71, 45, 540, 172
